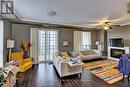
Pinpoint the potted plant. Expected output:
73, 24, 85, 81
0, 68, 4, 86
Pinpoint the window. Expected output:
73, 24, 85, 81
81, 32, 91, 49
74, 31, 91, 51
38, 29, 58, 62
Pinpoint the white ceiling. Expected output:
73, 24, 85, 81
14, 0, 130, 28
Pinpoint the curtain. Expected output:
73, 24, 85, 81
74, 31, 82, 51
30, 28, 39, 64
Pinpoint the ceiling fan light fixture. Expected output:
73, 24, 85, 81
103, 22, 110, 30
103, 25, 110, 30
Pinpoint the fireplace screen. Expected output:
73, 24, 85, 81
111, 49, 125, 58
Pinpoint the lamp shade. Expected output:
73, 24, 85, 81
95, 41, 100, 45
63, 41, 69, 46
7, 39, 15, 48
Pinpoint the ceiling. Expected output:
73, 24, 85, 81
13, 0, 130, 28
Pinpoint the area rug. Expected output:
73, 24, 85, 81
83, 59, 123, 84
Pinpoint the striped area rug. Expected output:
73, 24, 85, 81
83, 59, 123, 84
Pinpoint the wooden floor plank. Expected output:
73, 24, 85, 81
16, 63, 130, 87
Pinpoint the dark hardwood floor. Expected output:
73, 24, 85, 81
16, 63, 130, 87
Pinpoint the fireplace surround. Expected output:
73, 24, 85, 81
110, 49, 125, 59
108, 46, 130, 60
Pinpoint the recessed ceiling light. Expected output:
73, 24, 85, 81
47, 11, 57, 17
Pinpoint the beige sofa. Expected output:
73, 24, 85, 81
53, 54, 82, 77
79, 50, 103, 61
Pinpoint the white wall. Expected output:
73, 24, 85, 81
0, 20, 3, 67
12, 24, 31, 48
107, 26, 130, 46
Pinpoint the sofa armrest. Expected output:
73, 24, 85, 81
93, 50, 102, 55
23, 58, 32, 62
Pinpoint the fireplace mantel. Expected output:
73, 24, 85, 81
108, 46, 130, 60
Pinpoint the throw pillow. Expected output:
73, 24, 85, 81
77, 52, 83, 57
69, 51, 78, 58
84, 50, 94, 55
60, 52, 69, 57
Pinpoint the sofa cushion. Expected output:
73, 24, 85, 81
80, 50, 94, 55
77, 52, 83, 57
18, 62, 32, 72
82, 54, 102, 60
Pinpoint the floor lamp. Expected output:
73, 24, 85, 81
95, 41, 100, 50
7, 39, 15, 61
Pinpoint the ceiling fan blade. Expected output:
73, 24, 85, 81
107, 14, 130, 22
110, 25, 120, 29
111, 25, 120, 27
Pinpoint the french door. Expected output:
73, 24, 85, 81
38, 29, 58, 62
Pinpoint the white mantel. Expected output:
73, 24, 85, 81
108, 46, 130, 60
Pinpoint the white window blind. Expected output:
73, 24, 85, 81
38, 29, 58, 62
82, 32, 91, 45
74, 31, 91, 51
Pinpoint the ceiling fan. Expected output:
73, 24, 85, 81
77, 14, 130, 30
103, 22, 112, 30
102, 22, 121, 30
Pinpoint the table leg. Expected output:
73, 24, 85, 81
78, 73, 81, 79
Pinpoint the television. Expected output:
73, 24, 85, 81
109, 38, 124, 47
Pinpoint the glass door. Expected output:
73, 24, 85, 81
38, 29, 58, 62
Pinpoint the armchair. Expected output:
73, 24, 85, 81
11, 51, 33, 72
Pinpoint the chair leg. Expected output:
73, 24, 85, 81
128, 75, 129, 82
128, 73, 130, 82
123, 74, 125, 80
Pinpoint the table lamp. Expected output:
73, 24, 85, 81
63, 41, 69, 47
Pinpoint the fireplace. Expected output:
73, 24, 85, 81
110, 49, 125, 59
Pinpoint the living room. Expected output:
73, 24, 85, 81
0, 0, 130, 87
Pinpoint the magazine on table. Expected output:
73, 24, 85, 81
68, 56, 81, 66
